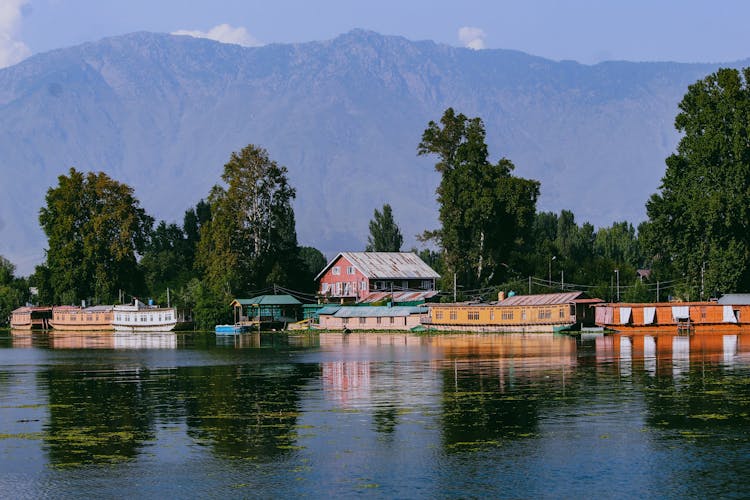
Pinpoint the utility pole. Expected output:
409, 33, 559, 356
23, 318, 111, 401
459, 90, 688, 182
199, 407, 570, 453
615, 269, 620, 302
528, 276, 532, 295
656, 281, 660, 302
701, 262, 705, 300
453, 273, 457, 302
548, 255, 556, 286
561, 270, 564, 291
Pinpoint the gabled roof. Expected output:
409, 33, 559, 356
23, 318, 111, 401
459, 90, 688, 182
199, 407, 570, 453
315, 252, 440, 281
494, 291, 587, 306
231, 295, 302, 307
358, 290, 439, 304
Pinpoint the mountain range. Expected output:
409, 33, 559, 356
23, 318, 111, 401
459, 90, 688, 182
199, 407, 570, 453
0, 29, 744, 275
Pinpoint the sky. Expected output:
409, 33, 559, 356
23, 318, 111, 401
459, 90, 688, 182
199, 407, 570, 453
1, 0, 749, 69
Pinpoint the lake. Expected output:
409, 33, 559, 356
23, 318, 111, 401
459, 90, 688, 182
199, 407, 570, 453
2, 330, 750, 498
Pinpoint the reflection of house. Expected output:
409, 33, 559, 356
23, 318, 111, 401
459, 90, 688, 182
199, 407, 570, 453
426, 292, 601, 333
318, 306, 427, 331
315, 252, 440, 303
230, 295, 303, 328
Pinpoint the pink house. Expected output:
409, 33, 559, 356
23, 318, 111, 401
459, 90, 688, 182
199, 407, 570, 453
315, 252, 440, 302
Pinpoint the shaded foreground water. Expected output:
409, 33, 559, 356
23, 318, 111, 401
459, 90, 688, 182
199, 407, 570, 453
2, 330, 750, 498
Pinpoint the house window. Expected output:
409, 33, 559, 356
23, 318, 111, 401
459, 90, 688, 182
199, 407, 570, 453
332, 266, 340, 275
521, 309, 526, 321
347, 266, 355, 275
449, 310, 457, 320
421, 280, 431, 290
435, 310, 444, 320
402, 281, 408, 290
360, 281, 367, 291
359, 317, 366, 324
322, 283, 330, 293
490, 310, 495, 321
336, 283, 342, 295
377, 317, 382, 325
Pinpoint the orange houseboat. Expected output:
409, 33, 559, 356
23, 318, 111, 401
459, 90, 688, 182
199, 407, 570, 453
595, 295, 750, 335
49, 305, 114, 331
10, 306, 52, 330
425, 292, 601, 333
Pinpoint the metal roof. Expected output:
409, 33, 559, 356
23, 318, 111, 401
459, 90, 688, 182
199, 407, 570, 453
358, 290, 439, 304
314, 252, 440, 281
232, 295, 302, 307
317, 306, 342, 315
718, 294, 750, 305
493, 291, 586, 307
332, 306, 427, 318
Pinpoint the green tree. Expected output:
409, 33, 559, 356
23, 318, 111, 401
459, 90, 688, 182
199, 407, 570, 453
196, 145, 302, 296
645, 67, 750, 298
39, 168, 153, 304
0, 256, 24, 326
365, 204, 403, 252
418, 108, 540, 290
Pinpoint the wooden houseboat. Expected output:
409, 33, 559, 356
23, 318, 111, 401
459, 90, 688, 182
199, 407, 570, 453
318, 306, 427, 331
424, 292, 601, 333
49, 305, 114, 331
10, 306, 52, 330
113, 299, 176, 332
595, 295, 750, 335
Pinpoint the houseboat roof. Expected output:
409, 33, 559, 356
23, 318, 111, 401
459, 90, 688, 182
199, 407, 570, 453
231, 295, 302, 307
497, 291, 591, 306
358, 290, 439, 304
11, 306, 52, 313
327, 306, 427, 318
718, 294, 750, 305
315, 252, 440, 281
53, 305, 113, 312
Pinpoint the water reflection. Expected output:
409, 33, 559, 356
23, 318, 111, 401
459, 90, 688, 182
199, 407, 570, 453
2, 332, 750, 496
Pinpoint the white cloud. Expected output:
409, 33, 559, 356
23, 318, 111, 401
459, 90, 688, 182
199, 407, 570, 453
0, 0, 31, 68
458, 26, 486, 50
171, 23, 262, 47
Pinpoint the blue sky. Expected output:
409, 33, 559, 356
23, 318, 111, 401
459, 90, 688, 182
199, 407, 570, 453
2, 0, 748, 68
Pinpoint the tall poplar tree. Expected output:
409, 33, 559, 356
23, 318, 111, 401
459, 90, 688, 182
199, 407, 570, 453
39, 168, 153, 304
418, 108, 539, 290
644, 67, 750, 298
366, 204, 403, 252
196, 145, 302, 296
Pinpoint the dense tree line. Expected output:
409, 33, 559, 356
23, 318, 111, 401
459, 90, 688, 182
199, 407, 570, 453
4, 66, 750, 328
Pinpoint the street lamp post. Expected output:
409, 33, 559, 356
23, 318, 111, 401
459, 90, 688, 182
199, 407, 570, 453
549, 255, 556, 286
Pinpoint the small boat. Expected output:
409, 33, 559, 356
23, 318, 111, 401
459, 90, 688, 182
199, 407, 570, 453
215, 324, 249, 335
10, 306, 52, 330
113, 299, 176, 332
49, 305, 113, 331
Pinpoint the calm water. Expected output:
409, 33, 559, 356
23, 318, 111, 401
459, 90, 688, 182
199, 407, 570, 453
2, 330, 750, 498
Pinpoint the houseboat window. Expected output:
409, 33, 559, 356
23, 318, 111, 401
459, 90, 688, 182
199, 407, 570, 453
321, 283, 330, 293
347, 266, 355, 275
449, 310, 457, 320
377, 317, 382, 324
570, 305, 576, 316
521, 309, 526, 320
167, 314, 172, 320
490, 310, 494, 321
87, 315, 93, 321
559, 308, 565, 319
336, 283, 342, 295
343, 317, 348, 324
502, 310, 514, 320
435, 310, 443, 320
421, 280, 431, 290
359, 317, 365, 324
701, 307, 707, 319
332, 266, 340, 275
390, 317, 395, 324
467, 310, 479, 320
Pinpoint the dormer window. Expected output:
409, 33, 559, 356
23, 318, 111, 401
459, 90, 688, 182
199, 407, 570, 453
332, 266, 340, 275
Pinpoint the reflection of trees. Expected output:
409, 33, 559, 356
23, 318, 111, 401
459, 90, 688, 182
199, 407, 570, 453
440, 361, 546, 451
41, 368, 156, 466
178, 364, 319, 460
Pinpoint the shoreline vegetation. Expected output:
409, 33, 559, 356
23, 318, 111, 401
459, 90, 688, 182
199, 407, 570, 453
3, 67, 750, 330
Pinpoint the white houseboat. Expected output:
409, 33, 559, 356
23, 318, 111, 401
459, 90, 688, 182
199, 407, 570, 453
113, 299, 177, 332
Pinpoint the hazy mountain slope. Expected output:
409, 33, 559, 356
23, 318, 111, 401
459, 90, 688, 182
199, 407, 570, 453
0, 30, 739, 274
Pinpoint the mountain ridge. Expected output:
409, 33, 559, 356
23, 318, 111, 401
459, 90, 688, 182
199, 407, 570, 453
0, 30, 742, 274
